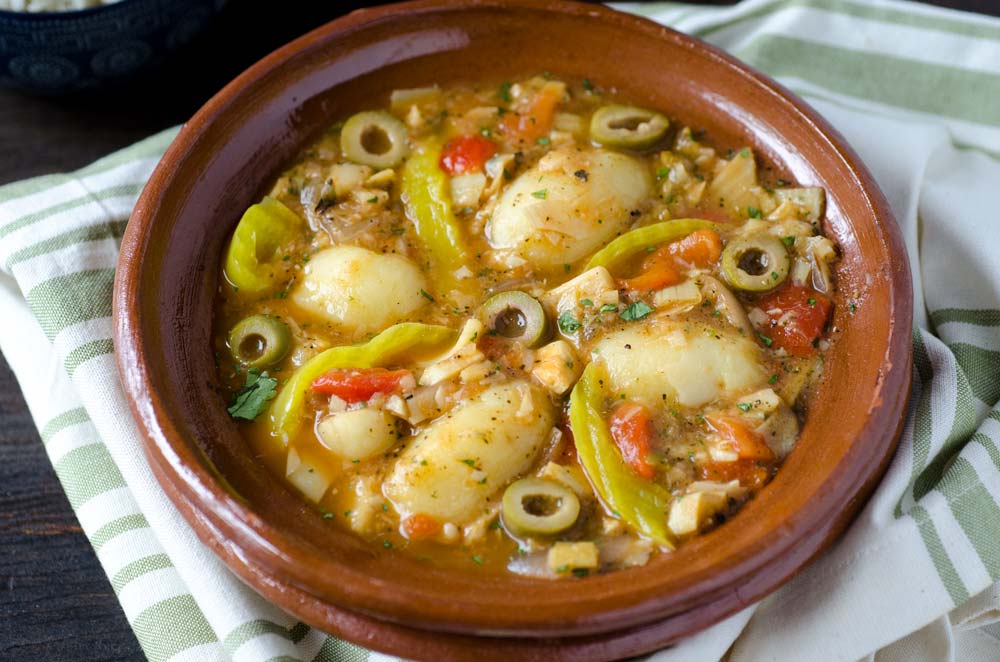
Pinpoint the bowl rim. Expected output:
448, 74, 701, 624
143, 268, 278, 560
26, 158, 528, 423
0, 0, 146, 19
113, 0, 913, 649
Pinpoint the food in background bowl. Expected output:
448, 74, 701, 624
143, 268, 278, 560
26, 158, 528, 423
215, 74, 838, 578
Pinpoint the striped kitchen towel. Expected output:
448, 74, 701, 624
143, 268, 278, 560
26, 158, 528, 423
2, 0, 1000, 660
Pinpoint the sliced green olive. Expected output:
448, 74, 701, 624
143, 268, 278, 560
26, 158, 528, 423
228, 314, 291, 369
589, 105, 669, 150
720, 234, 790, 292
479, 290, 548, 347
502, 478, 580, 537
340, 110, 410, 169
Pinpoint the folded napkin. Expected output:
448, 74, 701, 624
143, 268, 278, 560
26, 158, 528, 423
3, 0, 1000, 660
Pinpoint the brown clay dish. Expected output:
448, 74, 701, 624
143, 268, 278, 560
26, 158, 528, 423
113, 1, 913, 660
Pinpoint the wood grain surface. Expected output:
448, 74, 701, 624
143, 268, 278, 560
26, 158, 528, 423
0, 1, 995, 660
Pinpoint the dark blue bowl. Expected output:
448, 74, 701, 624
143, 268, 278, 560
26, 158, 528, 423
0, 0, 223, 93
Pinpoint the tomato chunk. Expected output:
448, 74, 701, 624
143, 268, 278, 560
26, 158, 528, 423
310, 367, 413, 403
707, 414, 775, 462
498, 84, 561, 141
439, 135, 498, 175
609, 402, 656, 479
401, 513, 441, 541
755, 285, 833, 357
698, 460, 770, 489
624, 229, 721, 292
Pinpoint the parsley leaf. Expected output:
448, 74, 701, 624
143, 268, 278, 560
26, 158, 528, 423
599, 303, 618, 314
619, 301, 654, 321
558, 311, 582, 333
532, 189, 548, 199
782, 236, 796, 246
740, 147, 751, 158
736, 402, 753, 412
498, 81, 512, 103
227, 369, 278, 420
419, 288, 435, 302
747, 206, 763, 219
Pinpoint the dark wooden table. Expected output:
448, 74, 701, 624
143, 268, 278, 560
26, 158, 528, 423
1, 1, 996, 660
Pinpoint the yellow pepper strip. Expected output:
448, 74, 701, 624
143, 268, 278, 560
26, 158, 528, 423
569, 362, 676, 549
400, 139, 468, 290
584, 218, 718, 273
268, 323, 457, 442
223, 196, 303, 294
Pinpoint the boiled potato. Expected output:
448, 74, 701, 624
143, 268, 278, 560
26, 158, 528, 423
315, 408, 399, 461
384, 381, 555, 524
594, 318, 765, 408
291, 245, 428, 335
487, 148, 651, 270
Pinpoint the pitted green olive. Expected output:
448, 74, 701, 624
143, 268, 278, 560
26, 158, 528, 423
590, 105, 669, 150
479, 291, 548, 347
502, 477, 580, 537
340, 111, 410, 169
228, 314, 291, 369
720, 234, 790, 292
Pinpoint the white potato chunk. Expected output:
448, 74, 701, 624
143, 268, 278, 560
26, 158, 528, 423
328, 163, 373, 198
594, 318, 766, 408
668, 491, 729, 536
487, 148, 652, 270
285, 448, 334, 503
531, 340, 581, 395
384, 381, 555, 524
292, 245, 428, 335
315, 408, 399, 461
547, 541, 599, 572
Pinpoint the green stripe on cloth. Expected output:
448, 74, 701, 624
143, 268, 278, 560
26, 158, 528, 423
289, 622, 311, 643
313, 636, 371, 662
65, 338, 115, 377
130, 594, 218, 662
6, 219, 128, 269
26, 269, 114, 341
931, 308, 1000, 328
910, 504, 970, 606
733, 36, 1000, 127
223, 619, 295, 655
40, 407, 89, 443
0, 182, 144, 240
695, 0, 1000, 41
111, 553, 174, 594
897, 329, 934, 517
266, 657, 302, 662
941, 457, 1000, 579
949, 343, 1000, 405
53, 443, 127, 509
970, 432, 1000, 470
91, 513, 151, 551
912, 361, 978, 501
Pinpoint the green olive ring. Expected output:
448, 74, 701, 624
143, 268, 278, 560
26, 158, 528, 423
478, 290, 549, 347
589, 105, 669, 150
340, 110, 410, 169
501, 477, 581, 537
720, 234, 790, 292
228, 314, 292, 369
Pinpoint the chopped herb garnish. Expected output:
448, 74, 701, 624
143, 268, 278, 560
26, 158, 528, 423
480, 127, 491, 137
367, 196, 379, 203
782, 236, 795, 246
736, 402, 753, 412
740, 147, 750, 158
748, 206, 763, 219
599, 303, 618, 314
227, 369, 277, 420
582, 78, 595, 92
769, 373, 779, 385
498, 81, 512, 102
776, 178, 791, 187
849, 302, 857, 314
532, 189, 548, 199
572, 568, 590, 577
460, 458, 477, 467
472, 555, 484, 565
322, 512, 334, 519
771, 271, 780, 280
580, 298, 594, 307
383, 540, 393, 548
555, 564, 570, 573
807, 297, 817, 307
619, 301, 654, 321
419, 288, 435, 302
536, 137, 551, 146
558, 311, 582, 333
656, 166, 668, 179
758, 332, 774, 347
563, 263, 571, 273
381, 503, 389, 512
273, 290, 288, 299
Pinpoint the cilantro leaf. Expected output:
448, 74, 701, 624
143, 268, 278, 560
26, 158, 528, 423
558, 311, 581, 333
227, 369, 278, 420
619, 301, 654, 321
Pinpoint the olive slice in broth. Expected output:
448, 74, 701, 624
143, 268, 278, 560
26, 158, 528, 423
479, 291, 549, 347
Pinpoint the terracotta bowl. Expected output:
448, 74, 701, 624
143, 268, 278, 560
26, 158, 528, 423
113, 1, 913, 659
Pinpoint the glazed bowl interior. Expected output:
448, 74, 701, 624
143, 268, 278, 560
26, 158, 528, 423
116, 0, 911, 645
